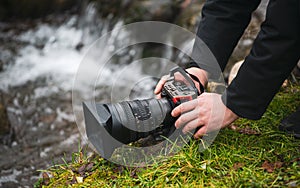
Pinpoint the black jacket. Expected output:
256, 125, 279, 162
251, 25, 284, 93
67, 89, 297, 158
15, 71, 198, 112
192, 0, 300, 119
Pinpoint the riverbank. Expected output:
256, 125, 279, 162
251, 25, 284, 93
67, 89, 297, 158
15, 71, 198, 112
0, 0, 270, 186
36, 83, 300, 187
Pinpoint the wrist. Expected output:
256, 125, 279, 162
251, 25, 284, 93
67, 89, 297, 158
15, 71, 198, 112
223, 107, 239, 128
186, 67, 208, 87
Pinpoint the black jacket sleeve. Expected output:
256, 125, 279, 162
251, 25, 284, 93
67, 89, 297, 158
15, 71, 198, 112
222, 0, 300, 119
193, 0, 300, 119
193, 0, 261, 71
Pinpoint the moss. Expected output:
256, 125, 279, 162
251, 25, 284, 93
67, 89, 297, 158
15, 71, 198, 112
37, 83, 300, 187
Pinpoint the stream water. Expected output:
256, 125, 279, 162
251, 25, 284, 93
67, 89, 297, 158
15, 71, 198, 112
0, 1, 268, 187
0, 3, 129, 187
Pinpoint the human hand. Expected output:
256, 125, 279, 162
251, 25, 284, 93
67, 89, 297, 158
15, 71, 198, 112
154, 67, 208, 99
171, 92, 239, 139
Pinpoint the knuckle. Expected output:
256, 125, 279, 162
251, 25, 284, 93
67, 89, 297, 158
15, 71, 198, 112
177, 117, 183, 125
194, 131, 202, 139
195, 130, 203, 138
197, 97, 204, 105
180, 116, 187, 123
178, 105, 184, 113
187, 122, 194, 130
162, 75, 169, 79
196, 118, 202, 126
182, 103, 190, 112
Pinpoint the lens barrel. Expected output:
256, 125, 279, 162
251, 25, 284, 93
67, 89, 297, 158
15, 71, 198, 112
105, 98, 174, 144
83, 98, 176, 158
84, 66, 200, 158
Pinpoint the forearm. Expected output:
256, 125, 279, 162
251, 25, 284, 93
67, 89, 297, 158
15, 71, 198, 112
223, 0, 300, 119
186, 67, 208, 87
192, 0, 261, 70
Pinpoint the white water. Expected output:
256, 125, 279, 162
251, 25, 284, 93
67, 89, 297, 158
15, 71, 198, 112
0, 3, 143, 98
0, 17, 83, 91
0, 169, 22, 186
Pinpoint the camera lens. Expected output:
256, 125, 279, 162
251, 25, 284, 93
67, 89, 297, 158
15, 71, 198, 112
104, 98, 174, 144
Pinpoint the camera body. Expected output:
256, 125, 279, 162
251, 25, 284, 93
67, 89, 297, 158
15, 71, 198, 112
83, 66, 200, 158
161, 66, 199, 106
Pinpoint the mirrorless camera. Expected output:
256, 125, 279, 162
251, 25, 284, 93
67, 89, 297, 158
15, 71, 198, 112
83, 66, 201, 158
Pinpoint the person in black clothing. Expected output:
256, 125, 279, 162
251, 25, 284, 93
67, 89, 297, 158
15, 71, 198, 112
155, 0, 300, 138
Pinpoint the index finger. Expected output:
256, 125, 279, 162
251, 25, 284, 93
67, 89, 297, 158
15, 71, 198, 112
154, 75, 168, 94
171, 99, 199, 117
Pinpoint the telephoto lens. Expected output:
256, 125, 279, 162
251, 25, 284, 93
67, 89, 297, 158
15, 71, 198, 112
83, 95, 176, 159
103, 98, 175, 143
83, 66, 201, 158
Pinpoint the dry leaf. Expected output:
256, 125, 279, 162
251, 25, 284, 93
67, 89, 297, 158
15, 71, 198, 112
291, 157, 300, 163
228, 125, 260, 135
233, 162, 244, 170
262, 161, 274, 173
262, 160, 283, 173
228, 124, 238, 130
238, 126, 260, 135
42, 172, 50, 185
86, 162, 94, 172
76, 176, 83, 183
77, 164, 86, 176
39, 114, 56, 124
274, 161, 283, 168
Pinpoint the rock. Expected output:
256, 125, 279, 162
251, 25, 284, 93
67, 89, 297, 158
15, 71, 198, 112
228, 59, 296, 86
0, 92, 13, 145
291, 61, 300, 80
92, 0, 203, 29
75, 176, 83, 183
0, 0, 79, 21
0, 60, 3, 71
228, 60, 243, 85
75, 42, 84, 51
207, 82, 226, 94
39, 113, 57, 125
224, 6, 264, 79
175, 0, 203, 30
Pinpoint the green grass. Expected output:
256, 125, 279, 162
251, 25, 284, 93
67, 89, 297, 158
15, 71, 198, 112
36, 84, 300, 188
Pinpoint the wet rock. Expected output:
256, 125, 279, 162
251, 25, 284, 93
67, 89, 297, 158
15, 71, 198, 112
0, 92, 13, 145
1, 181, 19, 188
0, 0, 79, 21
292, 61, 300, 81
6, 107, 23, 142
41, 172, 50, 186
228, 60, 243, 85
92, 0, 203, 29
224, 6, 264, 79
75, 42, 84, 51
0, 1, 266, 187
207, 82, 226, 94
0, 60, 3, 71
39, 113, 57, 125
0, 93, 9, 132
175, 0, 204, 31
